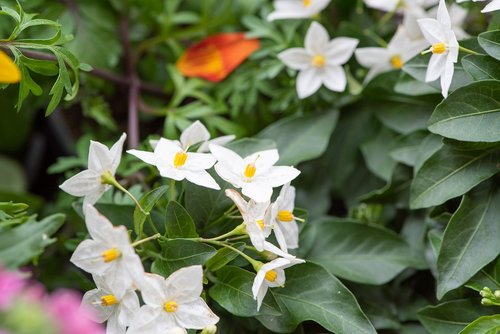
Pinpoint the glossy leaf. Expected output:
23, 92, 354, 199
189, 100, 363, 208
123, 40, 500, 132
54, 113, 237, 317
165, 201, 198, 238
459, 315, 500, 334
478, 30, 500, 61
462, 55, 500, 81
133, 186, 167, 236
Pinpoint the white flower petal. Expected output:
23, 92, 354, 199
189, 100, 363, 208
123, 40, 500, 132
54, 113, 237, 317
176, 299, 220, 329
157, 166, 186, 181
81, 288, 113, 323
278, 183, 295, 212
272, 224, 288, 252
209, 144, 245, 171
155, 138, 181, 167
296, 67, 323, 99
321, 65, 347, 92
165, 266, 203, 303
242, 182, 273, 203
257, 166, 300, 188
127, 305, 174, 334
214, 163, 243, 188
263, 241, 296, 259
88, 140, 113, 172
137, 274, 168, 307
278, 48, 312, 70
197, 135, 235, 153
118, 289, 140, 327
108, 133, 127, 173
183, 153, 216, 171
127, 149, 157, 166
425, 53, 446, 82
254, 283, 268, 311
482, 0, 500, 12
279, 220, 300, 249
83, 204, 114, 242
440, 57, 454, 97
417, 18, 444, 44
325, 37, 358, 65
183, 170, 220, 190
180, 121, 210, 149
244, 149, 280, 171
436, 0, 451, 28
107, 312, 126, 334
355, 47, 390, 68
245, 220, 267, 251
363, 0, 400, 11
305, 22, 330, 55
267, 1, 307, 21
70, 239, 110, 275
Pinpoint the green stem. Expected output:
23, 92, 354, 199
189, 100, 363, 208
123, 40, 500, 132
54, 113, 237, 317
215, 242, 262, 271
131, 233, 161, 247
147, 214, 160, 235
459, 45, 479, 55
170, 179, 176, 201
200, 223, 247, 242
363, 29, 388, 48
101, 171, 148, 215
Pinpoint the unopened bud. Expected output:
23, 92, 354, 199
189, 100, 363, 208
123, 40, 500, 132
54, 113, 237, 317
261, 250, 278, 261
481, 298, 494, 306
494, 290, 500, 299
480, 287, 493, 297
201, 325, 217, 334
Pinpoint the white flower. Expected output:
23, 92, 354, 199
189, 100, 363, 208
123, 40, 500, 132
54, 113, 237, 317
225, 189, 273, 252
127, 266, 219, 334
278, 22, 358, 98
251, 257, 305, 311
418, 0, 459, 97
458, 0, 500, 13
82, 275, 140, 334
60, 133, 126, 205
149, 121, 235, 153
210, 145, 300, 202
128, 138, 220, 190
364, 0, 438, 12
355, 26, 427, 82
70, 205, 144, 298
269, 183, 300, 252
267, 0, 331, 21
424, 4, 469, 40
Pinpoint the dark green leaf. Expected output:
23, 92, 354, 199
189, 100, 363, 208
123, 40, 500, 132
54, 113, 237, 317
462, 55, 500, 81
206, 242, 245, 272
459, 315, 500, 334
478, 30, 500, 61
133, 186, 168, 236
165, 201, 198, 238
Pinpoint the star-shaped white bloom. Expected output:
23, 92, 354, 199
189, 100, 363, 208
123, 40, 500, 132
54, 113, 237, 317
252, 257, 305, 311
210, 145, 300, 203
128, 138, 220, 190
428, 4, 469, 40
267, 0, 331, 21
149, 121, 235, 153
355, 26, 427, 82
60, 133, 126, 205
418, 0, 459, 97
127, 266, 219, 334
82, 275, 140, 334
70, 205, 144, 299
458, 0, 500, 13
278, 22, 359, 99
225, 189, 273, 252
269, 183, 300, 252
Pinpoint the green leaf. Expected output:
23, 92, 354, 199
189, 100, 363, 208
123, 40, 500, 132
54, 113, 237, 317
151, 239, 216, 277
418, 299, 500, 334
360, 126, 398, 181
206, 242, 245, 272
256, 110, 339, 165
302, 220, 426, 285
209, 266, 281, 317
226, 138, 276, 158
478, 30, 500, 61
436, 183, 500, 299
462, 55, 500, 81
459, 315, 500, 334
390, 131, 429, 166
410, 145, 500, 209
375, 101, 434, 135
428, 80, 500, 143
257, 263, 377, 334
133, 186, 168, 236
0, 213, 65, 268
165, 201, 198, 238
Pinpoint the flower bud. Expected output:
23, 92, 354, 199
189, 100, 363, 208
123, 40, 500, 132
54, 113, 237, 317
481, 298, 494, 306
494, 290, 500, 299
201, 325, 217, 334
261, 250, 278, 261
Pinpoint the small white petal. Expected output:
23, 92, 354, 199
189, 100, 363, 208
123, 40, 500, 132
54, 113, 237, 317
257, 166, 300, 188
59, 170, 101, 198
278, 48, 312, 70
325, 37, 359, 65
165, 265, 204, 304
183, 153, 216, 171
242, 182, 273, 203
214, 163, 243, 188
244, 149, 280, 171
183, 170, 220, 190
81, 288, 113, 323
180, 121, 210, 149
137, 274, 168, 307
107, 312, 126, 334
321, 65, 347, 92
108, 133, 127, 174
127, 149, 157, 166
425, 54, 446, 82
296, 67, 323, 99
305, 22, 330, 55
176, 299, 220, 329
440, 57, 454, 97
127, 305, 174, 334
417, 18, 445, 44
209, 144, 245, 171
482, 0, 500, 12
436, 0, 451, 28
157, 166, 186, 181
88, 141, 113, 172
197, 135, 235, 153
355, 47, 390, 68
70, 239, 110, 275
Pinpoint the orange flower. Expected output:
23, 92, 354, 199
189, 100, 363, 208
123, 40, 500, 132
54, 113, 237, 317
0, 50, 21, 84
177, 33, 260, 82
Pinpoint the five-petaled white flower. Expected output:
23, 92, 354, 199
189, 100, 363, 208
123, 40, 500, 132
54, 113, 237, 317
150, 121, 235, 153
278, 22, 358, 99
269, 183, 300, 252
252, 257, 305, 311
127, 266, 219, 334
267, 0, 331, 21
128, 138, 220, 190
418, 0, 459, 97
457, 0, 500, 13
60, 133, 126, 205
225, 189, 273, 252
70, 205, 144, 299
355, 26, 427, 82
210, 145, 300, 202
82, 275, 140, 334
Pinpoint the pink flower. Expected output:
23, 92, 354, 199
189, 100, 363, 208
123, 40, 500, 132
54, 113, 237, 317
0, 266, 26, 310
46, 290, 105, 334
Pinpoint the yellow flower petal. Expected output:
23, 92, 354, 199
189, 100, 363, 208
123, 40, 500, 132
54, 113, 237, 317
0, 50, 21, 84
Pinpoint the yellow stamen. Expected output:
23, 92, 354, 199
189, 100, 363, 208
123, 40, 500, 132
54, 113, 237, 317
390, 55, 403, 69
173, 151, 188, 168
101, 294, 117, 306
431, 42, 447, 54
101, 248, 121, 263
164, 301, 178, 313
312, 55, 326, 68
256, 219, 265, 230
244, 163, 256, 178
265, 270, 278, 282
277, 210, 294, 222
303, 0, 312, 6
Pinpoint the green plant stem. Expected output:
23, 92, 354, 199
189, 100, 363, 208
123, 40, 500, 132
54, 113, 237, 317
363, 29, 388, 48
131, 233, 161, 247
147, 215, 160, 235
200, 223, 246, 242
101, 171, 148, 215
204, 240, 261, 271
170, 179, 176, 201
459, 45, 479, 55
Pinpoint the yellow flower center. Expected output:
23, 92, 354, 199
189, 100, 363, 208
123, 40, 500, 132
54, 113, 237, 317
101, 294, 118, 306
431, 42, 447, 54
390, 55, 403, 69
277, 210, 294, 222
101, 248, 121, 263
164, 301, 178, 313
303, 0, 312, 6
173, 151, 188, 168
256, 219, 265, 230
312, 55, 326, 68
244, 163, 257, 178
265, 270, 278, 282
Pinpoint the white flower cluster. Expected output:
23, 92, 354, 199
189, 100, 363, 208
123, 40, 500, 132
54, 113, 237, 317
270, 0, 492, 99
61, 121, 307, 333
